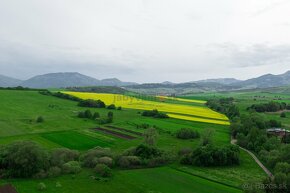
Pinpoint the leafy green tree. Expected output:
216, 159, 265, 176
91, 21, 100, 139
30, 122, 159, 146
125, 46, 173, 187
107, 104, 116, 109
107, 111, 114, 123
62, 161, 81, 174
176, 128, 200, 139
143, 127, 158, 146
84, 110, 92, 119
78, 111, 85, 118
37, 182, 47, 191
200, 128, 214, 146
281, 112, 287, 118
0, 141, 49, 178
36, 116, 44, 123
95, 164, 112, 177
50, 148, 79, 167
93, 112, 100, 119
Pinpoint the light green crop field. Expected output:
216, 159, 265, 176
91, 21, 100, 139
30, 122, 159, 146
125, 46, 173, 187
0, 90, 266, 193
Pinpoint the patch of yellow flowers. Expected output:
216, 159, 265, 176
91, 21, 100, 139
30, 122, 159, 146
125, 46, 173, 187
156, 96, 206, 104
63, 92, 229, 125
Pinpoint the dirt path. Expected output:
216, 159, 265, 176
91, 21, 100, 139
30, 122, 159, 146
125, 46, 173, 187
231, 138, 274, 179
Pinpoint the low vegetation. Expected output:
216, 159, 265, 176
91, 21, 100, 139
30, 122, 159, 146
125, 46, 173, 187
176, 128, 200, 139
181, 144, 240, 167
142, 109, 169, 118
247, 101, 290, 113
206, 97, 240, 119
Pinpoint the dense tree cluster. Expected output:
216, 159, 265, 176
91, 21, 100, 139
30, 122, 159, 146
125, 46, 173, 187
107, 104, 116, 109
176, 128, 200, 139
247, 101, 290, 113
206, 97, 240, 119
181, 144, 240, 167
78, 99, 106, 108
141, 109, 169, 118
78, 110, 100, 119
119, 144, 173, 168
0, 142, 80, 178
78, 110, 114, 124
231, 113, 282, 153
40, 91, 81, 102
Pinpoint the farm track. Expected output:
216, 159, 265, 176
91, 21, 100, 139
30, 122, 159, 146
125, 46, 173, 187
106, 125, 143, 136
93, 127, 137, 140
231, 138, 273, 179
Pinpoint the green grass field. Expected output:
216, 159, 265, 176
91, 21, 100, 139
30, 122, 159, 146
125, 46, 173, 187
0, 90, 267, 192
41, 130, 112, 150
4, 167, 242, 193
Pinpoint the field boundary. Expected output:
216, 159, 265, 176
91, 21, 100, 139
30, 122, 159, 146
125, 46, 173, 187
106, 125, 143, 136
93, 127, 137, 140
170, 166, 242, 190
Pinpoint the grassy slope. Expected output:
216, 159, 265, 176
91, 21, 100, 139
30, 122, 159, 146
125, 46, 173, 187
5, 168, 242, 193
0, 90, 265, 192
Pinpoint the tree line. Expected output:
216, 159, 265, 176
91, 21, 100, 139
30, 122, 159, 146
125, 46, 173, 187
247, 101, 290, 113
206, 97, 290, 192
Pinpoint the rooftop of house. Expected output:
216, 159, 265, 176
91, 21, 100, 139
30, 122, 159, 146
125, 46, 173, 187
267, 128, 290, 133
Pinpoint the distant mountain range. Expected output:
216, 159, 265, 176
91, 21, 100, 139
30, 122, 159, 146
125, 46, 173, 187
0, 71, 290, 93
0, 72, 137, 88
126, 71, 290, 94
193, 78, 242, 85
0, 75, 22, 87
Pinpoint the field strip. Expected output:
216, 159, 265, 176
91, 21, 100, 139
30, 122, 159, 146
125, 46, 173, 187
106, 125, 143, 136
156, 96, 206, 104
170, 166, 242, 191
168, 113, 230, 125
166, 112, 230, 121
93, 127, 137, 140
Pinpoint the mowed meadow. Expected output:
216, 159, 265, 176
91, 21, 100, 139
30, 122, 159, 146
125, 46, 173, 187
0, 90, 266, 193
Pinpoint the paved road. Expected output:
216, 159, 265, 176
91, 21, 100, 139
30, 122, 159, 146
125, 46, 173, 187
231, 138, 274, 179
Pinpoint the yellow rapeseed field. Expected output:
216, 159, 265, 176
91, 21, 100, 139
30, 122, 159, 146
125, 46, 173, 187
167, 114, 230, 126
63, 92, 229, 125
156, 96, 206, 104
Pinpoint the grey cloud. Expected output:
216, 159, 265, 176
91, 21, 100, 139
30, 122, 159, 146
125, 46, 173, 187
212, 44, 290, 68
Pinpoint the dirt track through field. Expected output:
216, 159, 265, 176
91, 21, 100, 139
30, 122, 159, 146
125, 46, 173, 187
106, 126, 143, 136
94, 127, 136, 140
231, 138, 273, 179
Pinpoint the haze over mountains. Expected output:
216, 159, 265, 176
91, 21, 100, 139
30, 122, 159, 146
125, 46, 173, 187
0, 75, 22, 87
0, 72, 137, 88
1, 71, 290, 93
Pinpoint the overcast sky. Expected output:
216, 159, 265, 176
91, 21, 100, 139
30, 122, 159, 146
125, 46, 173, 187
1, 0, 290, 83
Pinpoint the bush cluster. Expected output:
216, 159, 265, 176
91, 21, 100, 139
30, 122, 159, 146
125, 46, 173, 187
78, 110, 113, 124
78, 99, 106, 108
78, 110, 100, 119
181, 145, 240, 167
247, 101, 290, 113
117, 144, 173, 168
206, 98, 240, 119
142, 109, 169, 118
0, 142, 81, 178
176, 128, 200, 139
